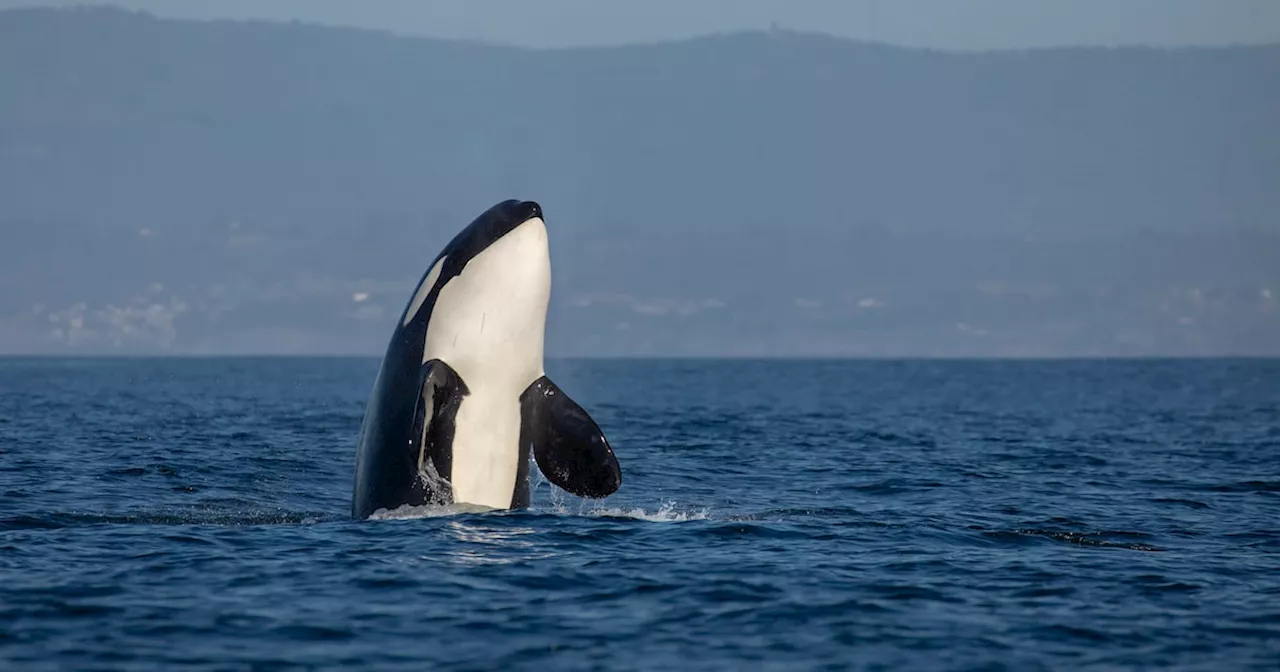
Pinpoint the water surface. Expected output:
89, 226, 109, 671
2, 358, 1278, 670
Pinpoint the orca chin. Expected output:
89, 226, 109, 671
350, 199, 622, 520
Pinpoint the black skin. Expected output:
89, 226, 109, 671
351, 200, 621, 520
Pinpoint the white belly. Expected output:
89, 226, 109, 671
448, 390, 523, 509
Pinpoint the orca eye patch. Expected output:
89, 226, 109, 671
402, 255, 448, 326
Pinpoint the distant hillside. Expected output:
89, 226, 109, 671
1, 7, 1277, 356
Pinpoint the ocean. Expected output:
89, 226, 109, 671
1, 357, 1277, 670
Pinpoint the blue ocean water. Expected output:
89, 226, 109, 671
1, 357, 1278, 670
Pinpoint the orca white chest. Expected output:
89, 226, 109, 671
448, 388, 523, 509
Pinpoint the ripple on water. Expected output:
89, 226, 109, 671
1, 358, 1278, 670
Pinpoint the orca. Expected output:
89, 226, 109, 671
351, 199, 622, 519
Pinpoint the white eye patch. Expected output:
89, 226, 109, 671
403, 255, 448, 326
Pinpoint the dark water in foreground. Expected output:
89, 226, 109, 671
1, 357, 1278, 670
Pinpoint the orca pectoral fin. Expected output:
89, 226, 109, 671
520, 377, 621, 499
411, 359, 468, 501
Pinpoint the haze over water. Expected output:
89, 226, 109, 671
1, 7, 1277, 358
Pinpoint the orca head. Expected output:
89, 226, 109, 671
401, 200, 549, 330
406, 200, 553, 384
439, 200, 547, 271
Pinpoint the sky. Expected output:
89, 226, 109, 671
3, 0, 1279, 49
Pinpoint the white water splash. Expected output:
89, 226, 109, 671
580, 501, 710, 523
368, 502, 496, 520
415, 458, 452, 504
368, 500, 709, 523
528, 469, 709, 521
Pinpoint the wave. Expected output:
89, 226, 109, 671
0, 509, 335, 530
579, 501, 711, 522
366, 503, 498, 520
365, 500, 711, 523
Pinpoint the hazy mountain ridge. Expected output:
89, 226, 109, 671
1, 7, 1277, 356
